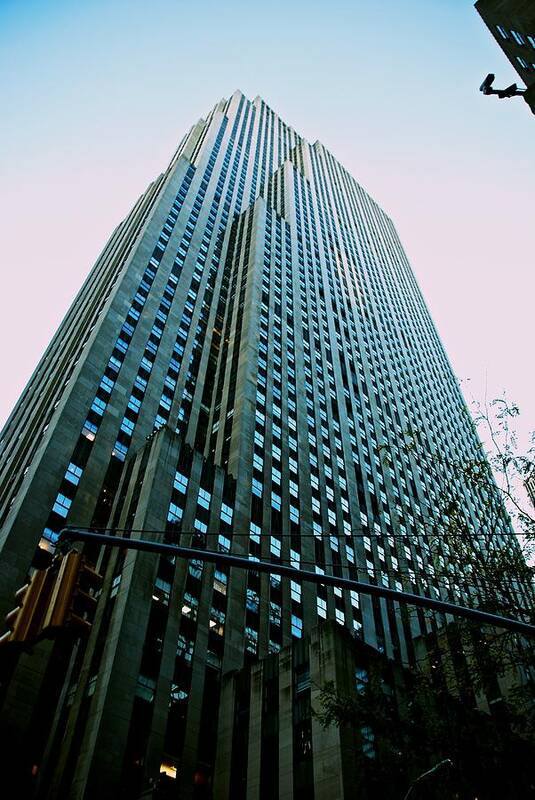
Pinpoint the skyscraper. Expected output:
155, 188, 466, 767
0, 91, 524, 799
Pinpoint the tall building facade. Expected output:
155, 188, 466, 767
0, 91, 524, 799
475, 0, 535, 113
219, 620, 534, 800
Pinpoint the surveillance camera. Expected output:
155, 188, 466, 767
479, 73, 495, 93
498, 83, 518, 98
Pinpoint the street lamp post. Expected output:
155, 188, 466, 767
403, 758, 453, 800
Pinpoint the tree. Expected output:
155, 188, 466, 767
312, 641, 535, 799
398, 395, 535, 730
314, 394, 535, 795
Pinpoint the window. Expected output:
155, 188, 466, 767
91, 397, 106, 416
361, 726, 376, 759
246, 589, 259, 613
174, 472, 188, 493
128, 395, 142, 413
209, 607, 225, 636
112, 440, 128, 460
181, 590, 199, 620
52, 493, 72, 518
99, 375, 114, 394
355, 666, 368, 694
213, 570, 227, 595
153, 578, 171, 605
220, 503, 233, 525
194, 518, 207, 534
269, 601, 281, 625
317, 597, 327, 618
167, 502, 183, 523
270, 537, 281, 557
197, 488, 211, 509
136, 675, 156, 702
295, 666, 311, 693
82, 420, 98, 439
65, 462, 83, 485
291, 614, 303, 638
245, 626, 258, 652
120, 417, 135, 435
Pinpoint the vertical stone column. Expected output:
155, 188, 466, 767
310, 625, 345, 800
278, 648, 293, 800
246, 662, 263, 800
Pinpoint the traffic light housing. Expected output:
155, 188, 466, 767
1, 550, 102, 647
41, 551, 102, 636
0, 568, 55, 646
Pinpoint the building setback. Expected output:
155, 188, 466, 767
0, 91, 529, 799
216, 620, 534, 800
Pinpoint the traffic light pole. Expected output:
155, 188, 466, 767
58, 528, 535, 638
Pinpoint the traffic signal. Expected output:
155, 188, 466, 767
0, 550, 103, 647
40, 551, 102, 637
0, 567, 54, 646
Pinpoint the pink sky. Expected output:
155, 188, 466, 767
1, 0, 534, 456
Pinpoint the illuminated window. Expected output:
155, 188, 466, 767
160, 763, 177, 780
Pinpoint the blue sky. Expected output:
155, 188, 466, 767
1, 0, 534, 445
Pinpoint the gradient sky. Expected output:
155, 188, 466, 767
1, 0, 534, 448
